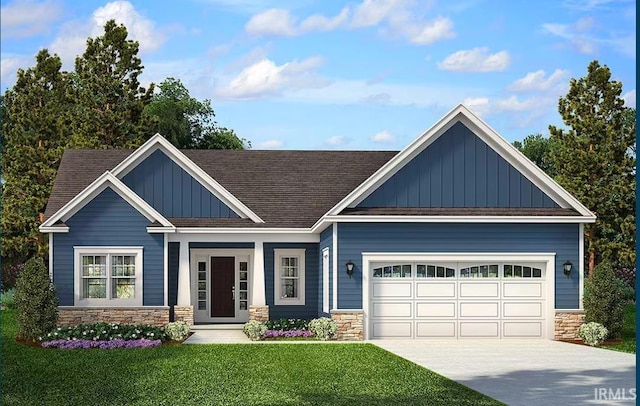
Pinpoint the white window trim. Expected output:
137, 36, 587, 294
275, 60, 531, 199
74, 247, 144, 307
274, 248, 306, 306
322, 248, 330, 313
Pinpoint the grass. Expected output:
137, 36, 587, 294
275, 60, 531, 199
605, 302, 636, 354
1, 310, 501, 406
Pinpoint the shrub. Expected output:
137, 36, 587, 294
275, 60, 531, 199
165, 321, 190, 341
265, 318, 310, 331
583, 262, 625, 339
1, 263, 24, 292
42, 339, 161, 349
42, 322, 166, 342
614, 277, 635, 302
1, 288, 17, 309
614, 267, 636, 288
242, 320, 267, 341
14, 257, 59, 341
309, 317, 337, 341
578, 322, 608, 346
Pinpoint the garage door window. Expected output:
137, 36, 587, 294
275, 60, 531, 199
416, 264, 455, 278
504, 265, 542, 278
372, 264, 411, 278
460, 264, 499, 278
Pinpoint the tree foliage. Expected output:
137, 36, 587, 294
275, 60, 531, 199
512, 133, 556, 177
549, 60, 636, 274
144, 77, 248, 149
583, 261, 625, 339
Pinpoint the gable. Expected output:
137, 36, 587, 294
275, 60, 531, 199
357, 122, 559, 209
122, 149, 240, 218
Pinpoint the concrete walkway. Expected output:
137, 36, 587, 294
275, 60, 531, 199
374, 339, 636, 406
183, 329, 250, 344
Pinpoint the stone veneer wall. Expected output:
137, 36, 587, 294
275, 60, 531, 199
554, 310, 586, 340
249, 305, 269, 322
331, 310, 364, 341
174, 306, 194, 326
58, 307, 169, 327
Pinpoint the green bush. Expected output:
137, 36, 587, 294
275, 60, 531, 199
265, 318, 310, 331
578, 322, 608, 346
14, 257, 59, 341
243, 320, 267, 341
42, 322, 166, 342
1, 288, 17, 309
308, 317, 337, 341
583, 262, 625, 339
165, 321, 190, 341
614, 277, 635, 302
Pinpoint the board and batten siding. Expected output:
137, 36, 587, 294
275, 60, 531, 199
358, 122, 558, 208
336, 223, 579, 310
318, 226, 333, 317
53, 188, 164, 306
264, 243, 319, 319
122, 149, 239, 218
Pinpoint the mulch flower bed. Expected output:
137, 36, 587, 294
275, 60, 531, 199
559, 338, 623, 347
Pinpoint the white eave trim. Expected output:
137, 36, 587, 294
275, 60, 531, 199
174, 227, 313, 234
110, 133, 264, 223
323, 104, 595, 219
39, 171, 175, 231
40, 226, 70, 233
147, 226, 177, 233
323, 215, 596, 224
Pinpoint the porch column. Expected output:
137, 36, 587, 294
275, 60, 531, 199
252, 240, 266, 306
177, 241, 191, 306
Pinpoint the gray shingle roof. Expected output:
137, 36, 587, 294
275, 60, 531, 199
44, 149, 398, 228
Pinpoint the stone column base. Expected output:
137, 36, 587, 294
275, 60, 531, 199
174, 305, 194, 326
331, 309, 364, 341
57, 307, 169, 327
555, 310, 585, 340
249, 305, 269, 322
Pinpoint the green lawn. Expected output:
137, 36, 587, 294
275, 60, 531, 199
1, 310, 501, 406
606, 302, 636, 354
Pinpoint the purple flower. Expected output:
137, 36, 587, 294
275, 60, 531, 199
41, 339, 161, 349
263, 329, 313, 339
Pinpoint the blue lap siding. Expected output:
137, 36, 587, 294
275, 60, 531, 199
336, 222, 579, 310
53, 187, 164, 306
122, 149, 239, 218
264, 243, 319, 319
358, 122, 559, 208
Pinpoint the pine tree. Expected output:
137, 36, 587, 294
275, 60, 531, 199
549, 60, 636, 275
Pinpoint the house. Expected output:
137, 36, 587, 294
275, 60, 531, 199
40, 105, 595, 340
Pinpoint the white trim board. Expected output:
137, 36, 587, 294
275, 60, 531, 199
322, 215, 595, 224
110, 133, 264, 223
40, 171, 175, 232
323, 104, 595, 219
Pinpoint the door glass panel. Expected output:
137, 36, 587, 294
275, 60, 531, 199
392, 265, 401, 277
445, 268, 455, 278
373, 268, 383, 278
532, 268, 542, 278
416, 265, 426, 278
383, 266, 392, 277
197, 261, 207, 311
504, 265, 513, 277
514, 265, 522, 277
523, 266, 532, 277
238, 262, 249, 312
489, 265, 499, 277
427, 265, 435, 277
401, 264, 411, 278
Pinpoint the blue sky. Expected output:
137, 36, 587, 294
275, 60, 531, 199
1, 0, 636, 150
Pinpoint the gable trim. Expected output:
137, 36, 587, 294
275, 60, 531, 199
324, 104, 595, 219
111, 134, 264, 223
39, 171, 175, 231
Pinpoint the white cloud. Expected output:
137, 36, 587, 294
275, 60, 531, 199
245, 7, 349, 37
49, 1, 165, 68
0, 55, 33, 84
216, 56, 330, 100
371, 130, 396, 143
299, 7, 350, 32
325, 135, 349, 146
623, 89, 636, 107
255, 139, 284, 149
350, 0, 404, 28
462, 97, 491, 116
0, 0, 63, 38
508, 69, 570, 92
406, 16, 455, 45
438, 47, 510, 72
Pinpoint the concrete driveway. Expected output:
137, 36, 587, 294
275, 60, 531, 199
374, 340, 636, 406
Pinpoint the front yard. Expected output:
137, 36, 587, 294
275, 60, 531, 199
606, 302, 636, 354
1, 310, 501, 406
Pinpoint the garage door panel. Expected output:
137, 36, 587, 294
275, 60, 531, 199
372, 322, 412, 338
503, 282, 542, 297
459, 302, 499, 318
372, 302, 412, 318
459, 322, 500, 337
503, 321, 543, 337
372, 282, 412, 298
503, 302, 543, 318
416, 282, 456, 298
416, 302, 456, 318
459, 282, 499, 298
416, 322, 456, 338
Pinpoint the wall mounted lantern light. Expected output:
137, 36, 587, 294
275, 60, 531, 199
563, 260, 573, 278
346, 260, 355, 278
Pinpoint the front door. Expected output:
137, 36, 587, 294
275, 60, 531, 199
211, 257, 235, 317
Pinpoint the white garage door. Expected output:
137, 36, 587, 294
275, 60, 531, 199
369, 261, 547, 339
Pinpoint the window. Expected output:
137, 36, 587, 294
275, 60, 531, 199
459, 264, 499, 278
74, 247, 143, 306
274, 249, 306, 305
416, 264, 455, 278
504, 264, 542, 278
372, 264, 412, 278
